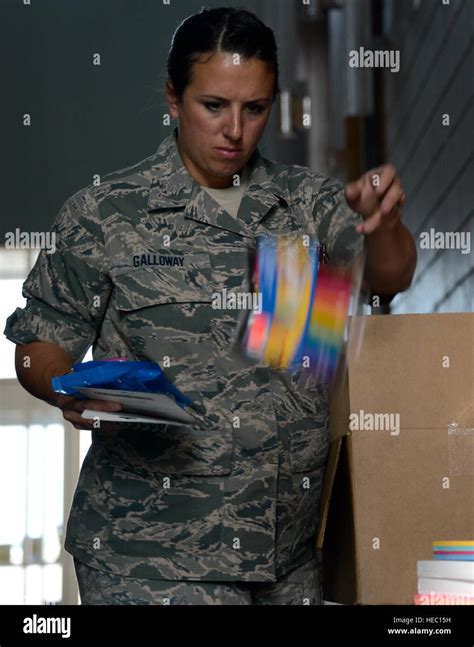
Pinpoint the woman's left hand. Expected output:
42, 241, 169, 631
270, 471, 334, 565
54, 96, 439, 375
345, 164, 406, 236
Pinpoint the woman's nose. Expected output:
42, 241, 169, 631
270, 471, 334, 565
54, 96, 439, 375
223, 109, 243, 141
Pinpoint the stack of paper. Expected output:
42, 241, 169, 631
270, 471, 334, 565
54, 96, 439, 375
415, 541, 474, 604
80, 388, 195, 425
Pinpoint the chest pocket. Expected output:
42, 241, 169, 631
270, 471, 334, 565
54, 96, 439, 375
111, 253, 219, 400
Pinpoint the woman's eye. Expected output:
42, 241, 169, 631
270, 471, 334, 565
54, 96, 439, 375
203, 102, 265, 114
204, 102, 222, 112
247, 105, 265, 114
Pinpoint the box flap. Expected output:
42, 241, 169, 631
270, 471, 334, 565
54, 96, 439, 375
316, 436, 342, 549
347, 313, 474, 430
321, 436, 358, 604
329, 353, 350, 442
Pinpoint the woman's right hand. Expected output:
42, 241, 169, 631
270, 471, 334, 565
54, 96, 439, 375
55, 394, 123, 430
14, 342, 123, 432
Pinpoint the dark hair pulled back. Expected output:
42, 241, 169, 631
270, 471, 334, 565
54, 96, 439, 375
167, 7, 280, 102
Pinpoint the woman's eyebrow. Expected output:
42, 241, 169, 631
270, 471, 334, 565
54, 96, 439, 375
198, 95, 270, 103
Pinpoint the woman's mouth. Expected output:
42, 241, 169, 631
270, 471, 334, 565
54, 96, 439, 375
213, 147, 243, 160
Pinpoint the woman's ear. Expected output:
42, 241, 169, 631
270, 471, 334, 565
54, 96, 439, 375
165, 80, 180, 119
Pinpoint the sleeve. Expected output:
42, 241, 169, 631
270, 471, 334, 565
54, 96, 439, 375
3, 187, 112, 362
312, 175, 364, 265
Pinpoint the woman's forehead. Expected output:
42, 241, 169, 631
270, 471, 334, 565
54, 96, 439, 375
188, 52, 276, 96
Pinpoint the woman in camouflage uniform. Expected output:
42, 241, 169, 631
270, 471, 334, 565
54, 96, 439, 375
5, 7, 416, 605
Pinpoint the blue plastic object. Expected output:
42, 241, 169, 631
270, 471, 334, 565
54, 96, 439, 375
51, 360, 193, 409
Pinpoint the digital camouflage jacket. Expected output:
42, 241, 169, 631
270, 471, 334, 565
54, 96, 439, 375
5, 128, 363, 581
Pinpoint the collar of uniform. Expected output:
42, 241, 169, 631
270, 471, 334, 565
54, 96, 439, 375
146, 127, 289, 238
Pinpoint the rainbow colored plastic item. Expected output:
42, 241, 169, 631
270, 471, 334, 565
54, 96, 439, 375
241, 234, 353, 382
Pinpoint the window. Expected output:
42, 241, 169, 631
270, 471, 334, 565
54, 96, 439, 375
0, 248, 88, 604
0, 424, 64, 604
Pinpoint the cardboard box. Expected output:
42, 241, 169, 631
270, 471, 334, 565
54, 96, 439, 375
317, 313, 474, 605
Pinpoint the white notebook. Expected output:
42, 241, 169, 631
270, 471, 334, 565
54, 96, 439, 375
417, 560, 474, 582
418, 578, 474, 595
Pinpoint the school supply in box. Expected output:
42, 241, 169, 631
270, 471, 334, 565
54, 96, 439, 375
414, 541, 474, 604
432, 540, 474, 560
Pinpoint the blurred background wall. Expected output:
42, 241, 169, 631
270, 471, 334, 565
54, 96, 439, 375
383, 0, 473, 313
